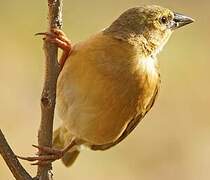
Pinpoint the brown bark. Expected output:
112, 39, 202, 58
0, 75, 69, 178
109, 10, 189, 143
37, 0, 63, 179
0, 0, 63, 180
0, 129, 33, 180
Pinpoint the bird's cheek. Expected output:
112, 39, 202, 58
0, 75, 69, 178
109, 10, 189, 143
158, 23, 168, 31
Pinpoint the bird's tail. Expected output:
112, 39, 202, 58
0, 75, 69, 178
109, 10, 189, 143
53, 126, 80, 167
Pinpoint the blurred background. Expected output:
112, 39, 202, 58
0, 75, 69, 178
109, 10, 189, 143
0, 0, 209, 179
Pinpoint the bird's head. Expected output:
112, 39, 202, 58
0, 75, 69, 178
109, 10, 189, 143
104, 5, 194, 56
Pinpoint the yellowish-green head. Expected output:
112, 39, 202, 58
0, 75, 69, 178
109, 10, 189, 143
105, 5, 194, 55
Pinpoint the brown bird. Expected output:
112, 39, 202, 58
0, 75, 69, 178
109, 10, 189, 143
18, 5, 194, 166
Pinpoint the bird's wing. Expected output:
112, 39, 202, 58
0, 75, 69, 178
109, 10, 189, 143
90, 78, 160, 151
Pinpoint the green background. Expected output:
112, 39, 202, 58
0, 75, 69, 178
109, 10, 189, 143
0, 0, 209, 179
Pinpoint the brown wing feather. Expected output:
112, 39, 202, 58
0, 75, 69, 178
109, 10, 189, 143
90, 80, 160, 151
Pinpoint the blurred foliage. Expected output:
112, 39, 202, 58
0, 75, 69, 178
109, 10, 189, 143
0, 0, 209, 180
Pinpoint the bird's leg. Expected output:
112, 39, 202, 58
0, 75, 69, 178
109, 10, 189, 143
17, 138, 77, 166
36, 28, 72, 69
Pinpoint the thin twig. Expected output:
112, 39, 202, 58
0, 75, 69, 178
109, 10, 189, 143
36, 0, 63, 179
0, 129, 33, 180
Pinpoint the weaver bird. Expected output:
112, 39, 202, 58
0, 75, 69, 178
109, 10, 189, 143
18, 5, 194, 166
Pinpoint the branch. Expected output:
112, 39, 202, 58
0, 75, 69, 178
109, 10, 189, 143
0, 129, 33, 180
37, 0, 63, 179
0, 1, 63, 179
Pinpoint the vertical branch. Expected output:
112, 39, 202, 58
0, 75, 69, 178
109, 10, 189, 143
0, 1, 63, 180
37, 0, 63, 179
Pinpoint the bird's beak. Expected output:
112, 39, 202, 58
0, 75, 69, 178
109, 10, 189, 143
170, 12, 194, 30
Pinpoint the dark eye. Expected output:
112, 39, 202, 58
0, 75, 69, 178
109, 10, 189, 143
160, 16, 168, 24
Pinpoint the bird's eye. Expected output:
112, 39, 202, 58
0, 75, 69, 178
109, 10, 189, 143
160, 16, 168, 24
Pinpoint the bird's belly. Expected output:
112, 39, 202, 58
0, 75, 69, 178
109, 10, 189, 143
57, 67, 158, 145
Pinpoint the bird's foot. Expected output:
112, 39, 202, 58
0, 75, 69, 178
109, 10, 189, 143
17, 138, 77, 166
36, 28, 72, 69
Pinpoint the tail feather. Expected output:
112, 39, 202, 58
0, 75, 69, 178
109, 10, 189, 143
61, 150, 80, 167
53, 126, 80, 167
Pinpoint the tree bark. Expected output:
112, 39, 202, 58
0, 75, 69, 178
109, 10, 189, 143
0, 1, 63, 180
0, 130, 33, 180
37, 0, 63, 179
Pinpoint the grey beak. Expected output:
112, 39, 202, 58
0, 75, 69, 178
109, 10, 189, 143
171, 12, 194, 30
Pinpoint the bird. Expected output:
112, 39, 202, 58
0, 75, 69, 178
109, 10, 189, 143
18, 5, 194, 167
